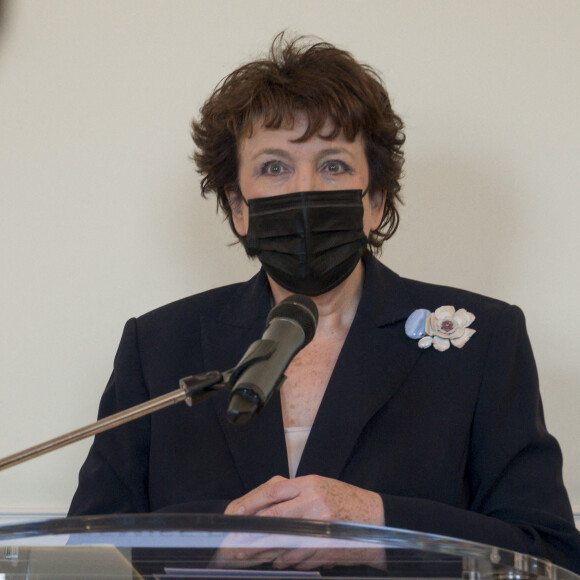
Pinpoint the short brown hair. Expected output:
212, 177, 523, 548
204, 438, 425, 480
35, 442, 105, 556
192, 33, 405, 253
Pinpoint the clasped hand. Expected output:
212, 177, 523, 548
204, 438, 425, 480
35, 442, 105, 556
225, 474, 384, 525
215, 475, 386, 571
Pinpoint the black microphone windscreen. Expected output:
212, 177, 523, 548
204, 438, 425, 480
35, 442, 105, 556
266, 294, 318, 344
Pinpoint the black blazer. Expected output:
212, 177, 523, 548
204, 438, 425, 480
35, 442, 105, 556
68, 255, 580, 573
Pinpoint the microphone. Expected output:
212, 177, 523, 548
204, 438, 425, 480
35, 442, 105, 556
226, 294, 318, 425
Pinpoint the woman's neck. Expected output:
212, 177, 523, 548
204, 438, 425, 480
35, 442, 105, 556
268, 260, 365, 336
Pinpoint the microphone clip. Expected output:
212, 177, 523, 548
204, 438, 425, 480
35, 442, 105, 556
180, 339, 281, 419
225, 339, 283, 424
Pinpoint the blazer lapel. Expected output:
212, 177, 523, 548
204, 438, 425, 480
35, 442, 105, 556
297, 256, 422, 479
200, 271, 290, 492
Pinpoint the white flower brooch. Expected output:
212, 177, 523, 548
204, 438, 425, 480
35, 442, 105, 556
405, 306, 476, 351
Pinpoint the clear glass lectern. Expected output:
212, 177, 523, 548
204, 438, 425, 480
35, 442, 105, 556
0, 513, 577, 580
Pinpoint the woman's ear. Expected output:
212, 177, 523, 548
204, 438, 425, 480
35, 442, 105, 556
226, 187, 248, 236
369, 189, 387, 230
370, 189, 387, 208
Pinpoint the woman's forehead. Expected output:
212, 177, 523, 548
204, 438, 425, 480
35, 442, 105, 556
240, 113, 361, 148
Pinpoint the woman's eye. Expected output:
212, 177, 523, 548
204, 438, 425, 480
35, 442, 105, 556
260, 161, 288, 176
321, 160, 351, 174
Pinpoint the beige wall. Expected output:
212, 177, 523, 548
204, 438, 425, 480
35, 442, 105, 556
0, 0, 578, 515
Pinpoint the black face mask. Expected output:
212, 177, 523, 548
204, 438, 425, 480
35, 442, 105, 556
241, 189, 368, 296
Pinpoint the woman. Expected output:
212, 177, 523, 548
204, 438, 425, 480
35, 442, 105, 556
68, 34, 580, 573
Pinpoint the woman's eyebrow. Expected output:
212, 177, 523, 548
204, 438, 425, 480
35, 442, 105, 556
250, 147, 356, 162
251, 148, 291, 161
316, 147, 355, 160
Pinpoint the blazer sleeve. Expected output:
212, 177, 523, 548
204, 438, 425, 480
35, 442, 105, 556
68, 318, 152, 515
380, 305, 580, 574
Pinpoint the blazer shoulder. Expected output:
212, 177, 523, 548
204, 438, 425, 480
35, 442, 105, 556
132, 270, 268, 337
138, 283, 246, 322
400, 276, 514, 317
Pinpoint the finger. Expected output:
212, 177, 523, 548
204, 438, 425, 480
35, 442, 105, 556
234, 548, 287, 567
296, 547, 387, 571
255, 496, 308, 519
271, 547, 318, 569
244, 548, 288, 565
293, 548, 351, 571
225, 476, 288, 515
256, 492, 334, 521
212, 547, 287, 568
231, 477, 301, 516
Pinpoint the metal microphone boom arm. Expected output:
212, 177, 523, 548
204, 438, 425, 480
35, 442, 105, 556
0, 337, 277, 473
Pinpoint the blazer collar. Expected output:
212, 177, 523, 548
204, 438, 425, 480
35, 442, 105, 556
356, 251, 417, 327
212, 268, 271, 331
